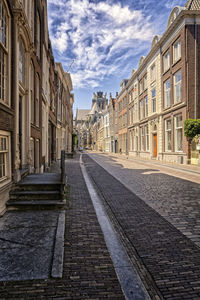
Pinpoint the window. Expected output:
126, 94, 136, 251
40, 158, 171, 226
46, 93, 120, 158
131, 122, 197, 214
35, 74, 39, 126
0, 135, 8, 180
135, 103, 138, 121
174, 70, 182, 103
174, 115, 182, 152
164, 78, 171, 108
144, 75, 147, 90
0, 0, 7, 47
151, 64, 156, 82
30, 138, 34, 168
152, 89, 156, 113
165, 119, 172, 151
145, 125, 149, 151
31, 0, 34, 42
36, 12, 40, 58
163, 51, 170, 72
139, 79, 143, 94
129, 108, 131, 125
145, 96, 148, 117
173, 39, 181, 63
19, 38, 25, 84
140, 99, 144, 120
141, 127, 144, 151
0, 0, 8, 104
30, 62, 34, 123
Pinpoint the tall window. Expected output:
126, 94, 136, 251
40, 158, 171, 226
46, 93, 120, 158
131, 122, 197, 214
145, 96, 148, 117
165, 119, 172, 151
31, 0, 34, 42
151, 64, 156, 82
139, 79, 143, 94
19, 38, 25, 84
141, 127, 144, 151
30, 62, 34, 123
135, 102, 138, 121
0, 135, 8, 180
144, 75, 147, 90
163, 51, 170, 72
152, 89, 156, 113
164, 78, 171, 108
174, 115, 182, 152
0, 0, 8, 104
129, 108, 131, 125
173, 39, 181, 63
145, 125, 149, 151
174, 70, 182, 103
35, 74, 39, 126
36, 12, 40, 58
140, 99, 144, 120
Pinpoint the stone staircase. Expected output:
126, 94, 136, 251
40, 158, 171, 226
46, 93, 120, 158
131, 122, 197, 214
7, 173, 66, 210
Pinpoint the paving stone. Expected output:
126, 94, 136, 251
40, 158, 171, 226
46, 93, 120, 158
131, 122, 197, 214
0, 153, 124, 299
83, 154, 200, 299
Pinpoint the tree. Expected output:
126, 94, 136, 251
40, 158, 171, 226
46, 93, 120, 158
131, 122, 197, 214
184, 119, 200, 162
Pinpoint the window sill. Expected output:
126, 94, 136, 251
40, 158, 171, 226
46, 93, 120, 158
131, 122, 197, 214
172, 58, 181, 67
0, 178, 12, 191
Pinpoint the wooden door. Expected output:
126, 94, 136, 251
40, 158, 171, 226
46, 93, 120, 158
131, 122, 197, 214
153, 134, 157, 157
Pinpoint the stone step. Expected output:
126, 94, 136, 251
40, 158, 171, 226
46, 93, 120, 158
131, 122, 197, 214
6, 199, 66, 210
9, 190, 60, 200
16, 183, 61, 191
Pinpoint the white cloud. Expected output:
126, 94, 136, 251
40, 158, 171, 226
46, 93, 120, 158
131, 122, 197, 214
47, 0, 162, 89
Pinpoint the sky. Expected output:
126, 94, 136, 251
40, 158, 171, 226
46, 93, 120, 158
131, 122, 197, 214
47, 0, 186, 112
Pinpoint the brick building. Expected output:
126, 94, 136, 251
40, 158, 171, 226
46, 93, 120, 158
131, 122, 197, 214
0, 0, 74, 214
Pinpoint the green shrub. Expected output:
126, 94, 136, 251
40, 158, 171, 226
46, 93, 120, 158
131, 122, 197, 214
184, 119, 200, 140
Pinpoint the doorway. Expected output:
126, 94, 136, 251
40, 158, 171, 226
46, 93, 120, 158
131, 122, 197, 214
153, 134, 157, 157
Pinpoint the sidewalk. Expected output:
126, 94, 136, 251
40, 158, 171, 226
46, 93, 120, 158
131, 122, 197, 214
0, 153, 124, 299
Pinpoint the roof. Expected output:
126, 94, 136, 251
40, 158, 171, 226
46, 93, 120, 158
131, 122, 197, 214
185, 0, 200, 10
76, 109, 90, 121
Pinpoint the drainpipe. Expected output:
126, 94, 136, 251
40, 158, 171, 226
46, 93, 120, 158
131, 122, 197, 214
194, 15, 197, 119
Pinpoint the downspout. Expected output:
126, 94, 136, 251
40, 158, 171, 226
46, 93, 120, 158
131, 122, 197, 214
194, 15, 197, 119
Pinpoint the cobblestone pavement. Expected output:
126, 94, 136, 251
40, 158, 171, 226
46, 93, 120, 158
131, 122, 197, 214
83, 153, 200, 299
0, 154, 124, 300
88, 153, 200, 248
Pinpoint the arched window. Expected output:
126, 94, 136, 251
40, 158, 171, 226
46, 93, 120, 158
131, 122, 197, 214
19, 38, 25, 84
0, 0, 8, 104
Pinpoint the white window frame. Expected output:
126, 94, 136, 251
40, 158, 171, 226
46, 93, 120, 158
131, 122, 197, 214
164, 78, 171, 108
151, 88, 156, 113
0, 131, 10, 182
173, 39, 181, 63
145, 125, 149, 151
165, 119, 172, 152
145, 96, 148, 117
163, 51, 170, 72
174, 70, 182, 103
141, 127, 144, 151
150, 64, 156, 82
174, 114, 183, 152
144, 75, 147, 90
140, 99, 144, 120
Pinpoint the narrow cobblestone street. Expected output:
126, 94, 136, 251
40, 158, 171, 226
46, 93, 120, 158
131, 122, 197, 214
83, 152, 200, 299
0, 152, 200, 299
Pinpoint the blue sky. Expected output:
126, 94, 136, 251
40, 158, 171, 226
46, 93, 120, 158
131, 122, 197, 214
47, 0, 186, 112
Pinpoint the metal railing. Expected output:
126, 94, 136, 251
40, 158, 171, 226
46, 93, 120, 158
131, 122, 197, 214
60, 150, 66, 199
